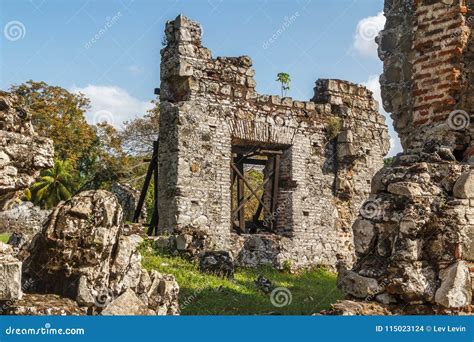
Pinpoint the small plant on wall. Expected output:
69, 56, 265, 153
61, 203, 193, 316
276, 72, 291, 97
326, 117, 343, 140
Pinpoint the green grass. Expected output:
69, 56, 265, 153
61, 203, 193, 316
140, 243, 343, 315
0, 233, 10, 244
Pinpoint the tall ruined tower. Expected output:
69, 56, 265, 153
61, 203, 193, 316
337, 0, 474, 313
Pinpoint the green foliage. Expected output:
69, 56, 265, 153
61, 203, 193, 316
326, 117, 343, 140
384, 156, 395, 167
30, 159, 78, 209
140, 247, 343, 315
276, 72, 291, 97
12, 81, 136, 193
10, 81, 96, 164
282, 259, 293, 273
0, 233, 10, 244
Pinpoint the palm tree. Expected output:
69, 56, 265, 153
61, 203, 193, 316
276, 72, 291, 97
30, 159, 77, 209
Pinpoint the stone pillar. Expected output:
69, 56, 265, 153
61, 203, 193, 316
336, 0, 474, 314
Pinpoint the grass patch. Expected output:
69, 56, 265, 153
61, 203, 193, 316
140, 244, 343, 315
0, 233, 10, 244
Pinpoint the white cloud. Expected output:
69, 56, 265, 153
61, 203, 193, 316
71, 85, 153, 128
128, 64, 144, 76
362, 75, 402, 157
353, 12, 385, 58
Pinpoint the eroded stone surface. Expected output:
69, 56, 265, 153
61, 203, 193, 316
435, 261, 472, 308
0, 92, 53, 210
3, 293, 86, 315
337, 0, 474, 313
22, 190, 180, 315
0, 242, 22, 301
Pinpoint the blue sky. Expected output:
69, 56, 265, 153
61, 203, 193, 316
0, 0, 401, 155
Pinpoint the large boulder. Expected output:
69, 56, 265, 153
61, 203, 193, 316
110, 183, 146, 222
337, 269, 382, 298
199, 251, 235, 278
101, 289, 154, 316
453, 171, 474, 199
23, 190, 180, 315
0, 92, 53, 210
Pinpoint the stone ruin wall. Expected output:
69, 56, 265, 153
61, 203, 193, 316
335, 0, 474, 313
158, 15, 390, 269
379, 0, 473, 151
0, 92, 54, 210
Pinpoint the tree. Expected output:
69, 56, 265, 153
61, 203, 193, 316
11, 81, 132, 192
10, 81, 96, 165
276, 72, 291, 97
77, 122, 131, 191
30, 159, 77, 209
120, 98, 160, 155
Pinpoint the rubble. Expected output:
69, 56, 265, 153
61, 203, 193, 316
22, 190, 179, 315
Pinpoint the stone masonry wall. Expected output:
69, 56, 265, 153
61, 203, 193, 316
158, 15, 389, 268
0, 92, 53, 210
379, 0, 473, 152
336, 0, 474, 313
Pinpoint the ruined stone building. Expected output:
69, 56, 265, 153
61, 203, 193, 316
157, 15, 390, 268
336, 0, 474, 313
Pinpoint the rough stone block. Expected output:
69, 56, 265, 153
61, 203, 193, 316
435, 261, 472, 308
453, 171, 474, 199
0, 246, 22, 301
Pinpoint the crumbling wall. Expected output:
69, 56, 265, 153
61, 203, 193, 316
158, 15, 389, 268
379, 0, 473, 152
0, 92, 53, 210
336, 0, 474, 314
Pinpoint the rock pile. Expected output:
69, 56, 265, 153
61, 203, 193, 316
2, 190, 179, 316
